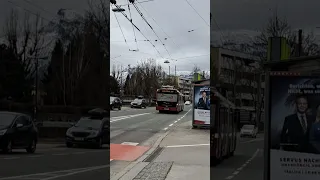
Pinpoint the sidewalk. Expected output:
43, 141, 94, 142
118, 121, 210, 180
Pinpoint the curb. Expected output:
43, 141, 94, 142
111, 130, 171, 180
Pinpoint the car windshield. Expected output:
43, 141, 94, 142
133, 99, 142, 102
75, 118, 102, 129
242, 125, 254, 130
0, 113, 16, 127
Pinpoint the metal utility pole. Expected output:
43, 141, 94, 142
298, 29, 302, 56
174, 65, 176, 76
169, 65, 170, 76
120, 65, 123, 97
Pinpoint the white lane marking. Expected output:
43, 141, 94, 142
3, 157, 20, 160
0, 165, 110, 180
224, 149, 260, 180
72, 152, 86, 155
52, 153, 68, 156
121, 142, 139, 146
27, 155, 44, 158
225, 176, 234, 179
162, 109, 191, 131
110, 113, 151, 122
165, 144, 209, 148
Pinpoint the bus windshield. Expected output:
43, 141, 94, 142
156, 93, 178, 102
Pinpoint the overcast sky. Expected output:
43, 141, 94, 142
111, 0, 210, 75
211, 0, 320, 45
0, 0, 89, 29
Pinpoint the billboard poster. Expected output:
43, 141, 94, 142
193, 85, 210, 124
269, 74, 320, 180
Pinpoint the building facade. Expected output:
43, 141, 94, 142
211, 47, 265, 124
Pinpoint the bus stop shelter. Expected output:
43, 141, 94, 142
263, 55, 320, 180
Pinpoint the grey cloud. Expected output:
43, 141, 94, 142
111, 0, 210, 73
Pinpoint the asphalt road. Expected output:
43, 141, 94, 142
211, 134, 264, 180
110, 105, 193, 178
110, 106, 192, 144
0, 144, 109, 180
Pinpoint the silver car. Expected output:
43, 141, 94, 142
240, 124, 258, 138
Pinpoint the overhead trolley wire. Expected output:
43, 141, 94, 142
111, 3, 165, 59
135, 1, 183, 55
130, 1, 173, 59
113, 10, 131, 50
127, 0, 139, 50
211, 16, 226, 45
184, 0, 210, 27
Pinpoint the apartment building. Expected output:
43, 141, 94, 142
211, 47, 265, 124
174, 75, 193, 100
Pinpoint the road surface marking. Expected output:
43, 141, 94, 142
0, 165, 109, 180
165, 144, 209, 148
225, 176, 234, 179
110, 113, 151, 122
72, 152, 86, 154
121, 142, 139, 146
162, 109, 191, 130
3, 157, 20, 160
27, 155, 44, 158
110, 144, 150, 161
233, 171, 239, 175
237, 167, 243, 171
224, 149, 259, 179
52, 153, 68, 156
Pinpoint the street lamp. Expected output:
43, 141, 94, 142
31, 56, 49, 121
164, 60, 170, 76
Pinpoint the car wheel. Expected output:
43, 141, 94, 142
66, 142, 73, 148
26, 139, 37, 153
3, 140, 13, 153
118, 106, 121, 110
110, 105, 114, 110
131, 106, 133, 108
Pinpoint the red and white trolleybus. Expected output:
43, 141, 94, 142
156, 85, 184, 113
211, 87, 239, 166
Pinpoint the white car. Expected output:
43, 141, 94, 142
184, 101, 191, 105
240, 124, 258, 138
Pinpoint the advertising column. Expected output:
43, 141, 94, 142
269, 73, 320, 180
193, 85, 210, 125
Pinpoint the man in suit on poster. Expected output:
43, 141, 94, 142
197, 91, 209, 110
280, 95, 314, 153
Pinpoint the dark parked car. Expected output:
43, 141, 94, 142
0, 111, 38, 153
131, 97, 147, 108
110, 96, 122, 110
65, 109, 109, 148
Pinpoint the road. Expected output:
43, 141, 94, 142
211, 134, 264, 180
0, 144, 109, 180
110, 105, 192, 178
0, 106, 192, 180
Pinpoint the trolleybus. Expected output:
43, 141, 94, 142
211, 87, 239, 166
156, 85, 184, 113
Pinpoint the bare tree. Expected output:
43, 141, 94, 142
124, 59, 163, 102
4, 10, 46, 78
